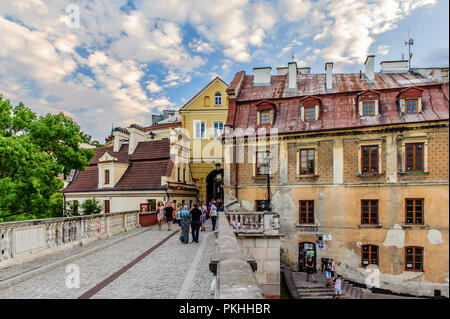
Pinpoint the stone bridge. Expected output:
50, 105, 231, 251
0, 210, 281, 299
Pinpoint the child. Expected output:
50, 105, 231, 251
333, 275, 343, 299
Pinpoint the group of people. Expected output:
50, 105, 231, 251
155, 200, 218, 244
305, 257, 343, 299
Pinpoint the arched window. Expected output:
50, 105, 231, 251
215, 92, 222, 105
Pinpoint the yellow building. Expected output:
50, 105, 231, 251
179, 77, 228, 204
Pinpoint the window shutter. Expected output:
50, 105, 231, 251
315, 105, 320, 120
418, 98, 422, 113
358, 101, 363, 117
374, 100, 379, 115
400, 99, 405, 114
300, 107, 304, 121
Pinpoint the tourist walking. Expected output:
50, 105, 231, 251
179, 205, 190, 243
332, 275, 343, 299
176, 203, 182, 234
330, 258, 336, 281
165, 202, 174, 231
156, 201, 165, 231
323, 258, 333, 288
199, 202, 207, 231
190, 203, 202, 243
305, 257, 317, 283
210, 201, 218, 231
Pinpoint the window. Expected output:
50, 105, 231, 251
361, 245, 378, 267
72, 200, 79, 214
299, 200, 314, 224
405, 98, 418, 114
363, 101, 375, 116
405, 247, 423, 271
255, 200, 267, 211
183, 168, 186, 183
194, 121, 206, 139
361, 145, 378, 173
177, 167, 181, 182
256, 152, 270, 176
259, 111, 271, 125
299, 149, 315, 175
104, 200, 110, 214
405, 143, 423, 172
405, 199, 424, 225
361, 200, 379, 225
304, 106, 315, 121
148, 199, 156, 211
213, 121, 224, 138
215, 92, 222, 105
104, 169, 110, 184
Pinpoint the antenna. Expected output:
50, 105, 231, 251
291, 51, 295, 62
404, 30, 414, 69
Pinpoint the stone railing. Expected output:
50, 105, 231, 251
0, 211, 139, 268
210, 211, 264, 299
226, 210, 280, 235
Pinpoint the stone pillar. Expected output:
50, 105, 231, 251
386, 133, 398, 182
333, 138, 343, 184
279, 141, 288, 184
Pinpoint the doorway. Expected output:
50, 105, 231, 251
298, 242, 316, 272
205, 168, 224, 205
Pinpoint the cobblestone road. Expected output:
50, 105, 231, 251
0, 219, 217, 299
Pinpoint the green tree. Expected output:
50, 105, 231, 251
81, 198, 103, 215
0, 95, 95, 221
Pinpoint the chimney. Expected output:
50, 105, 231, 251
253, 67, 272, 86
325, 62, 333, 91
276, 67, 289, 75
288, 62, 297, 92
128, 124, 147, 155
365, 55, 375, 82
298, 67, 311, 75
380, 60, 408, 74
113, 127, 130, 152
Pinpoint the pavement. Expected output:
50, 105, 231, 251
0, 219, 217, 299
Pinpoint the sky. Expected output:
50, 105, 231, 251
0, 0, 448, 142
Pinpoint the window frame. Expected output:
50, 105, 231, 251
405, 198, 424, 225
255, 151, 270, 176
361, 200, 379, 225
361, 244, 379, 267
405, 98, 419, 114
362, 101, 375, 116
299, 148, 315, 175
361, 145, 379, 174
299, 200, 315, 225
405, 246, 424, 272
193, 120, 207, 139
259, 110, 272, 126
104, 169, 110, 185
214, 92, 222, 105
405, 142, 424, 172
213, 121, 224, 138
304, 106, 316, 121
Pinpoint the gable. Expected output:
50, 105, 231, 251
180, 77, 229, 111
98, 152, 118, 163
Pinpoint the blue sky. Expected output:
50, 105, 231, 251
0, 0, 448, 142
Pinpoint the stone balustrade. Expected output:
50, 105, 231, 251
226, 210, 280, 235
211, 211, 264, 299
0, 211, 139, 268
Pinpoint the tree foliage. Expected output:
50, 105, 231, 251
81, 198, 103, 215
0, 95, 95, 221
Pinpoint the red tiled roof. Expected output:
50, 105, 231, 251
128, 139, 170, 161
143, 122, 181, 130
62, 139, 174, 193
226, 71, 449, 136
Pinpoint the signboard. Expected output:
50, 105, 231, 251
323, 234, 333, 241
140, 203, 149, 213
318, 241, 324, 248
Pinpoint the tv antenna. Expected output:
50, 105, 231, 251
404, 31, 414, 69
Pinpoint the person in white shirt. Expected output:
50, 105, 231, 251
210, 201, 218, 231
333, 275, 343, 299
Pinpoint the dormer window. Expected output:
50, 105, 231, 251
398, 87, 423, 115
300, 96, 321, 122
256, 100, 276, 126
260, 110, 271, 125
357, 90, 380, 117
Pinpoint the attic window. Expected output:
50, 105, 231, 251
304, 106, 316, 121
398, 87, 423, 114
363, 102, 375, 116
215, 92, 222, 105
104, 169, 110, 184
260, 111, 271, 125
300, 97, 321, 122
405, 98, 418, 114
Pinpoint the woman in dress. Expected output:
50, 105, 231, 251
179, 205, 190, 243
156, 201, 165, 231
